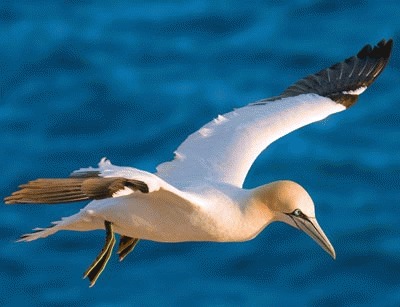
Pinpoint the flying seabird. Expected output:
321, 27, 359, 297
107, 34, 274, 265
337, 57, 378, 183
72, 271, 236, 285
5, 39, 393, 287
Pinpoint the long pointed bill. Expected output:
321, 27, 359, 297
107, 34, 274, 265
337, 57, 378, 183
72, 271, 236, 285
293, 216, 336, 259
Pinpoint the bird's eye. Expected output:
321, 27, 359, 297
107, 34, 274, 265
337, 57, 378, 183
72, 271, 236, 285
293, 209, 302, 216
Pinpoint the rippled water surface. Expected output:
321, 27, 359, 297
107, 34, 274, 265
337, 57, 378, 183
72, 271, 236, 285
1, 1, 400, 306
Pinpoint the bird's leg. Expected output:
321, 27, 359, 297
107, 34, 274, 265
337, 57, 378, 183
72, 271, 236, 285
83, 220, 116, 287
117, 236, 140, 261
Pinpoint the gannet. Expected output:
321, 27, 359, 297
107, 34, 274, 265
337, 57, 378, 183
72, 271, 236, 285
5, 39, 393, 287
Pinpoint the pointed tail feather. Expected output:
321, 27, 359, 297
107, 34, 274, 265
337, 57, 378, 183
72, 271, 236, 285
17, 220, 62, 242
16, 210, 100, 242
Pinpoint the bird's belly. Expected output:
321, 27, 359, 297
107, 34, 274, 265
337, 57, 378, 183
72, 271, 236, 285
85, 194, 221, 242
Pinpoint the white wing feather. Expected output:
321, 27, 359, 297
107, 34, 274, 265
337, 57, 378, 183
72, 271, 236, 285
156, 93, 345, 188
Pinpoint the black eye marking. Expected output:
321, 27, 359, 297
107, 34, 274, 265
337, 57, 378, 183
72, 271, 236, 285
285, 209, 308, 220
291, 209, 308, 219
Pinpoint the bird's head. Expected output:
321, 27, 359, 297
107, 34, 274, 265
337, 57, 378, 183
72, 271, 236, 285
255, 180, 335, 259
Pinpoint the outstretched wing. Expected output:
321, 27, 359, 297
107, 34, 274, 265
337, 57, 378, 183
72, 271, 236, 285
156, 39, 393, 188
5, 158, 185, 204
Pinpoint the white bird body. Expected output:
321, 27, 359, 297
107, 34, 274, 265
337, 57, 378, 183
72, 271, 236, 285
93, 186, 259, 243
41, 162, 267, 243
5, 39, 393, 287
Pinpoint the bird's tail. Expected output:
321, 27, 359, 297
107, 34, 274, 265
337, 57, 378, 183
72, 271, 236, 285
17, 220, 63, 242
16, 211, 98, 242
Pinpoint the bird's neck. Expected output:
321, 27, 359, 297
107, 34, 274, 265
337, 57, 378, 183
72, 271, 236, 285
248, 184, 277, 220
219, 185, 276, 242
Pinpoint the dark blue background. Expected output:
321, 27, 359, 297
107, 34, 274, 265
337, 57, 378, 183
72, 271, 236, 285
1, 1, 399, 305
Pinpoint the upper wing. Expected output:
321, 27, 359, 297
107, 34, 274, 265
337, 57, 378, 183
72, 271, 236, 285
156, 39, 393, 188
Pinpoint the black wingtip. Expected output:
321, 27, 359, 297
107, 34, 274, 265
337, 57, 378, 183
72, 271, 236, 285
357, 39, 393, 60
257, 38, 394, 108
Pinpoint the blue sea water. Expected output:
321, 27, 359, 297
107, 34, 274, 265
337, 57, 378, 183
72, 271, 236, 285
1, 1, 400, 306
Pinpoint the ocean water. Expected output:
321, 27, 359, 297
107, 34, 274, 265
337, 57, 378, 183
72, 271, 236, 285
1, 1, 400, 306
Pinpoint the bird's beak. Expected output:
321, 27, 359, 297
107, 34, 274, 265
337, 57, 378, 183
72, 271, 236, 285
292, 215, 336, 259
